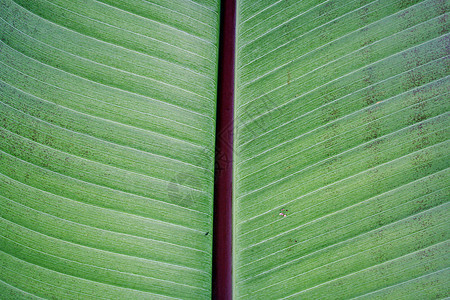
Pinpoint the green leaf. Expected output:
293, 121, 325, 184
2, 0, 449, 298
0, 0, 220, 298
233, 0, 449, 298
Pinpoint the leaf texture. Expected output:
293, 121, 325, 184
0, 0, 220, 298
233, 0, 449, 298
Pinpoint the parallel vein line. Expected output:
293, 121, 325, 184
41, 0, 214, 63
237, 50, 448, 133
238, 0, 378, 66
0, 278, 46, 299
0, 172, 206, 233
0, 78, 209, 144
239, 143, 449, 225
0, 101, 214, 186
238, 116, 448, 199
238, 0, 284, 28
0, 67, 212, 136
184, 0, 217, 14
239, 170, 448, 254
0, 263, 108, 299
0, 55, 214, 124
0, 41, 216, 117
239, 170, 448, 240
281, 240, 448, 299
93, 0, 215, 45
0, 234, 208, 291
0, 252, 180, 299
238, 140, 449, 224
0, 145, 211, 215
238, 187, 448, 278
239, 217, 446, 287
239, 9, 445, 90
1, 194, 210, 254
239, 76, 448, 151
350, 268, 449, 299
237, 37, 447, 122
0, 91, 208, 151
239, 0, 337, 50
0, 150, 212, 217
0, 216, 210, 275
238, 90, 446, 176
9, 0, 211, 78
241, 225, 447, 295
0, 15, 213, 100
237, 94, 448, 185
96, 0, 213, 29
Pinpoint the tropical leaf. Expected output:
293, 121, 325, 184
0, 0, 220, 298
233, 0, 449, 298
2, 0, 449, 299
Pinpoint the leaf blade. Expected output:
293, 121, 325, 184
233, 0, 450, 298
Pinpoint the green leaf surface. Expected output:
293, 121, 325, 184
233, 0, 449, 298
2, 0, 449, 299
0, 0, 220, 298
